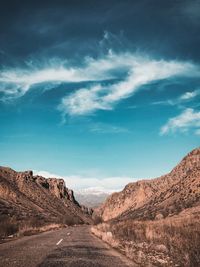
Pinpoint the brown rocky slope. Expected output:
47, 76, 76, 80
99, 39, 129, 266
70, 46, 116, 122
92, 148, 200, 266
0, 167, 92, 238
96, 147, 200, 221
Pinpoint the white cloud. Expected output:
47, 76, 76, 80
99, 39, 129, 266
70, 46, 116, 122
33, 169, 134, 192
1, 52, 198, 115
179, 90, 199, 100
59, 85, 110, 115
59, 55, 197, 116
151, 100, 174, 106
75, 187, 114, 195
151, 89, 199, 107
160, 108, 200, 135
0, 52, 133, 98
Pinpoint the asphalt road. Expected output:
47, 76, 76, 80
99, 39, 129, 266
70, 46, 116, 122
0, 226, 136, 267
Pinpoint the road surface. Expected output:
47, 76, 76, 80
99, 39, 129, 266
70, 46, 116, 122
0, 225, 136, 267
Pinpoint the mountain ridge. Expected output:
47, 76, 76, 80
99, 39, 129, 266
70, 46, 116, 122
96, 147, 200, 221
0, 166, 93, 238
92, 147, 200, 266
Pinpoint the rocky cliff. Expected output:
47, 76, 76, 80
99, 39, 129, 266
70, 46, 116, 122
92, 148, 200, 267
0, 167, 93, 229
97, 147, 200, 221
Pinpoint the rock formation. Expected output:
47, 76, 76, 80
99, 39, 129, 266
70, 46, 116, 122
96, 147, 200, 221
0, 167, 93, 228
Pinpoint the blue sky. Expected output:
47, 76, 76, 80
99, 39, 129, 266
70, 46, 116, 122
0, 0, 200, 191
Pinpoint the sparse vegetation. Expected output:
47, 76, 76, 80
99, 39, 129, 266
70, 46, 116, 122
62, 215, 84, 226
92, 210, 200, 267
0, 166, 93, 241
92, 214, 103, 225
0, 215, 66, 239
0, 215, 19, 237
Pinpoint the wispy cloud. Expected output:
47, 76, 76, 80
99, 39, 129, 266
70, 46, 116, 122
0, 51, 198, 117
152, 89, 200, 107
151, 100, 174, 106
0, 51, 132, 99
179, 90, 199, 100
160, 108, 200, 135
59, 54, 197, 116
89, 122, 130, 134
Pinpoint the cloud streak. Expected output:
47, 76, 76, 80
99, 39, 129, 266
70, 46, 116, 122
0, 51, 132, 98
59, 54, 197, 116
0, 52, 198, 118
160, 108, 200, 135
179, 90, 199, 100
152, 89, 200, 107
89, 122, 130, 134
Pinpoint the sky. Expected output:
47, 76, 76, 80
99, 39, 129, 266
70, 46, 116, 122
0, 0, 200, 192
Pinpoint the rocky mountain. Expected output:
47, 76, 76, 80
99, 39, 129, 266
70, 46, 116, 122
92, 148, 200, 266
0, 167, 93, 233
75, 188, 110, 208
97, 147, 200, 221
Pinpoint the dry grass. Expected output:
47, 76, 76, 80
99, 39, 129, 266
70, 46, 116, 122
62, 215, 84, 226
18, 222, 64, 236
0, 215, 65, 239
0, 216, 19, 237
92, 211, 200, 267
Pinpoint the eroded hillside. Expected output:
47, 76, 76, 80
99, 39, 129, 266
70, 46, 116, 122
96, 148, 200, 221
92, 148, 200, 267
0, 167, 92, 238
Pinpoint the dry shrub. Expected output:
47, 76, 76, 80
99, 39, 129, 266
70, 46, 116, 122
0, 216, 19, 237
0, 215, 64, 238
62, 216, 83, 226
109, 214, 200, 267
92, 214, 103, 225
92, 211, 200, 266
20, 223, 63, 236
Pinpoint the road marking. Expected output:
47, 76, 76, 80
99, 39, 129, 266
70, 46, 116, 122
56, 239, 63, 245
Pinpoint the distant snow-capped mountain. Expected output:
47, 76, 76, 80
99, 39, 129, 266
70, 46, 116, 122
74, 187, 113, 207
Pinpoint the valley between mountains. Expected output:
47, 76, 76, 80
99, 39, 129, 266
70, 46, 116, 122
0, 147, 200, 267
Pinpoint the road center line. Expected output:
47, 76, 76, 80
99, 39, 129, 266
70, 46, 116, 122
56, 238, 63, 245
